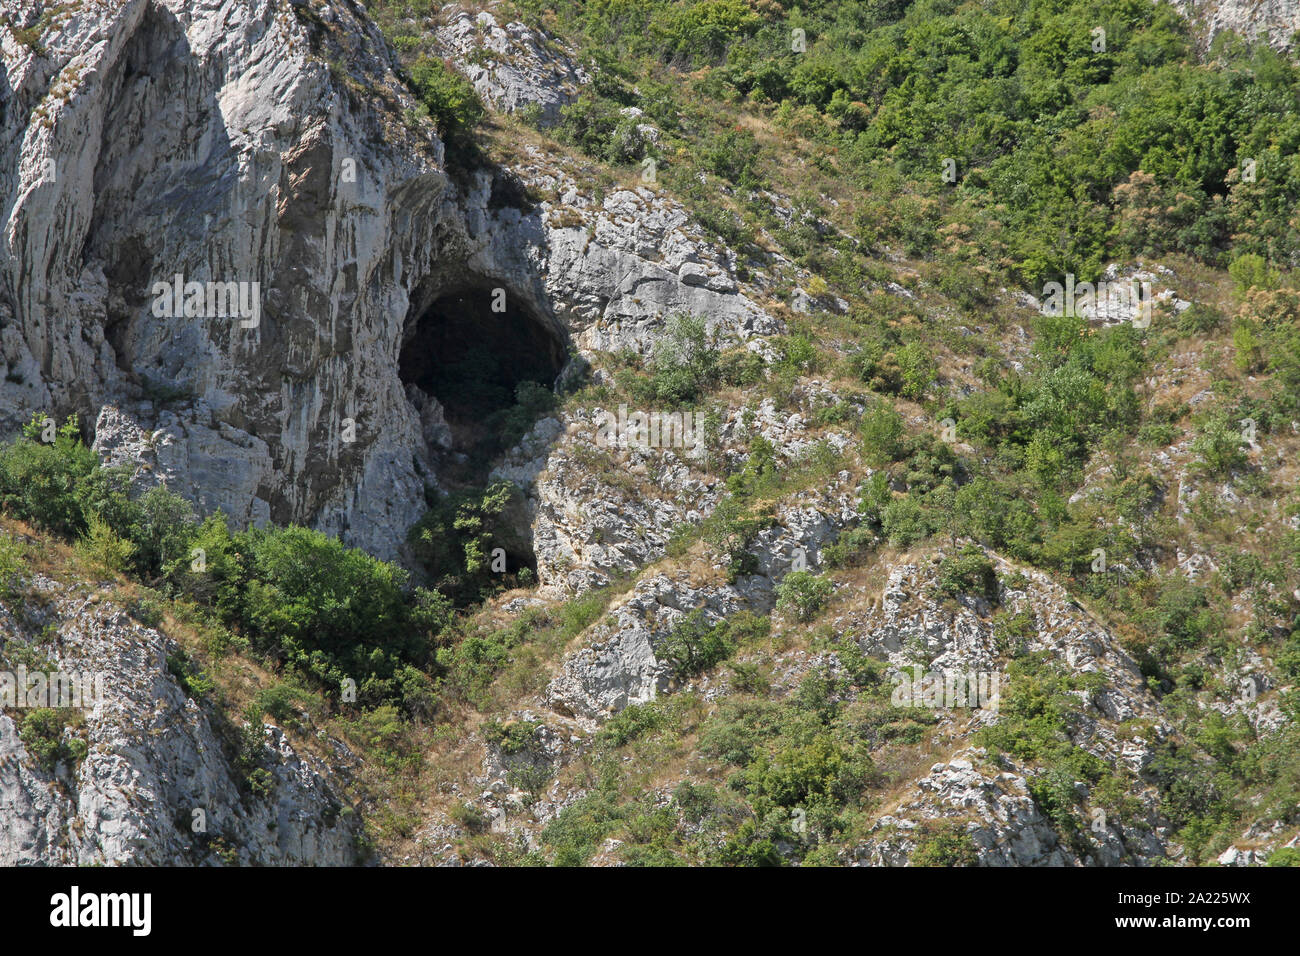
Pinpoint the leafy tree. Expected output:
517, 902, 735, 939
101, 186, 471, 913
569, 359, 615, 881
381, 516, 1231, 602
657, 609, 734, 679
407, 56, 484, 149
775, 570, 833, 622
0, 414, 96, 536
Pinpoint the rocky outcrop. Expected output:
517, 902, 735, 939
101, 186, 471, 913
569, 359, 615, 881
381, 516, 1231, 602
849, 750, 1167, 867
1, 0, 448, 559
548, 571, 754, 719
431, 5, 589, 125
842, 554, 1159, 727
1172, 0, 1300, 50
0, 572, 357, 865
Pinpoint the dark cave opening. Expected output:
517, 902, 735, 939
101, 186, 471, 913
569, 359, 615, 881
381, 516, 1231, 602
399, 283, 566, 478
399, 283, 566, 592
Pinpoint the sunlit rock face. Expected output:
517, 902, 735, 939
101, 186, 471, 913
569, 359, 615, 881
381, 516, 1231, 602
0, 574, 360, 866
0, 0, 774, 565
1169, 0, 1300, 50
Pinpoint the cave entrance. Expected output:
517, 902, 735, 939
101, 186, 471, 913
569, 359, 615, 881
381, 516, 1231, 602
399, 283, 566, 481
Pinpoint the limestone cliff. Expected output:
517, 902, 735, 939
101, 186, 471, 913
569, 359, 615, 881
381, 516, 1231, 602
0, 0, 772, 565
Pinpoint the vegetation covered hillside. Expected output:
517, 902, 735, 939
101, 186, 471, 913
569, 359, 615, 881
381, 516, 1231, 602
2, 0, 1299, 867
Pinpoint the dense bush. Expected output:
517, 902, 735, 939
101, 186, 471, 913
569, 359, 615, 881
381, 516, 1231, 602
859, 400, 906, 467
597, 700, 669, 749
521, 0, 1300, 284
437, 589, 611, 708
657, 609, 734, 678
627, 314, 720, 404
774, 571, 833, 622
557, 91, 656, 165
0, 423, 444, 715
241, 526, 420, 685
936, 545, 1000, 603
19, 708, 87, 772
911, 822, 980, 866
0, 415, 96, 537
407, 56, 484, 149
408, 480, 527, 603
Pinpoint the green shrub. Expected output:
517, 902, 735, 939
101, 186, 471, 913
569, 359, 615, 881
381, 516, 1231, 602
557, 94, 627, 162
895, 341, 937, 400
486, 381, 556, 453
637, 314, 719, 403
775, 570, 833, 622
449, 801, 490, 834
162, 513, 246, 619
127, 595, 164, 628
976, 654, 1108, 776
1029, 765, 1088, 851
649, 0, 761, 62
19, 708, 86, 772
0, 421, 439, 717
74, 514, 135, 575
0, 532, 25, 593
859, 401, 906, 466
1228, 253, 1280, 295
1267, 847, 1300, 867
699, 127, 762, 186
541, 791, 624, 866
0, 415, 96, 537
936, 545, 999, 603
774, 332, 819, 376
483, 718, 542, 755
740, 733, 876, 812
1191, 414, 1249, 477
118, 485, 197, 579
253, 681, 313, 725
718, 348, 766, 386
167, 651, 215, 700
727, 659, 769, 694
852, 339, 901, 394
239, 525, 426, 706
911, 822, 979, 866
1177, 302, 1224, 335
407, 56, 484, 148
597, 701, 667, 749
881, 495, 931, 547
1151, 578, 1217, 653
408, 481, 524, 603
700, 496, 769, 581
657, 609, 734, 678
821, 525, 875, 569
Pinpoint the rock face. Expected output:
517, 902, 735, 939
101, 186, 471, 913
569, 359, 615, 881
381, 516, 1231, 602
5, 0, 1294, 870
2, 0, 446, 559
417, 546, 1187, 866
1171, 0, 1300, 49
548, 571, 754, 719
0, 573, 357, 866
845, 555, 1159, 726
849, 750, 1165, 867
0, 0, 774, 564
431, 5, 589, 125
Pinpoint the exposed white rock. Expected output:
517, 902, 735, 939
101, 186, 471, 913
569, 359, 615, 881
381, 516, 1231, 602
0, 0, 775, 568
431, 5, 589, 126
1171, 0, 1300, 50
0, 574, 357, 865
849, 749, 1166, 866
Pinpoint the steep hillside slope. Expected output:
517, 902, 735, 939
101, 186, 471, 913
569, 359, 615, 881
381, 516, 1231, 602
2, 0, 1299, 867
